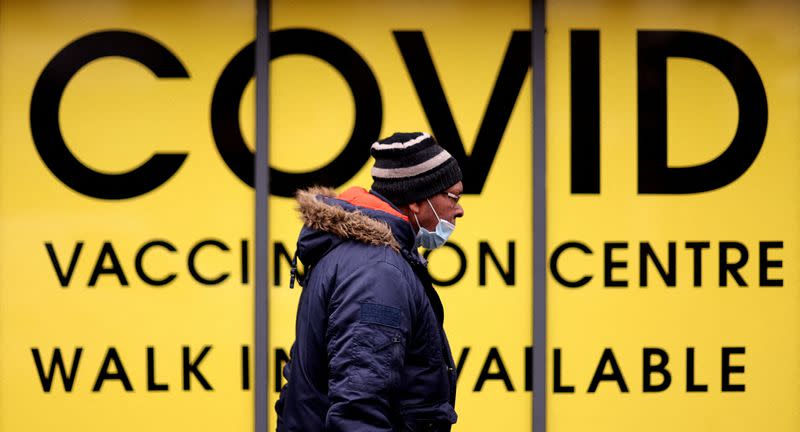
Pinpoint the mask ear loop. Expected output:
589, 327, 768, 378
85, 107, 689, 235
426, 198, 442, 221
413, 212, 422, 230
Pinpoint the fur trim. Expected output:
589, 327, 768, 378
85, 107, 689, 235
296, 187, 401, 251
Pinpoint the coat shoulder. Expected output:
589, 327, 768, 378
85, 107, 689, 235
321, 241, 425, 300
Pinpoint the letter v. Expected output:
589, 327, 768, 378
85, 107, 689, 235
393, 30, 531, 194
45, 242, 83, 287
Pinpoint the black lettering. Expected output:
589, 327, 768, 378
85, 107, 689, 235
604, 242, 628, 287
553, 348, 575, 393
759, 241, 783, 287
719, 241, 748, 287
587, 348, 628, 392
686, 241, 710, 287
570, 29, 600, 194
32, 347, 82, 392
479, 241, 515, 286
30, 31, 189, 199
212, 29, 382, 197
525, 346, 533, 392
643, 347, 671, 392
474, 347, 514, 392
147, 347, 168, 391
639, 242, 676, 287
45, 242, 83, 287
88, 242, 128, 287
93, 347, 133, 392
241, 239, 250, 285
637, 30, 768, 194
422, 242, 467, 287
722, 347, 745, 392
686, 347, 708, 392
550, 242, 593, 288
135, 240, 177, 286
188, 239, 230, 285
394, 30, 530, 194
274, 348, 290, 392
183, 346, 213, 391
242, 345, 250, 391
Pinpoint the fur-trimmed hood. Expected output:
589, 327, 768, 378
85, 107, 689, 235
294, 187, 417, 268
296, 187, 402, 251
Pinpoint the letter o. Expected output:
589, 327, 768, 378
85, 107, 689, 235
211, 29, 382, 197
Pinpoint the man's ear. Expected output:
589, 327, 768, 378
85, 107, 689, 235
408, 201, 421, 214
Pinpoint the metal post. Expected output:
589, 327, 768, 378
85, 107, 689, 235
254, 0, 270, 430
532, 0, 547, 431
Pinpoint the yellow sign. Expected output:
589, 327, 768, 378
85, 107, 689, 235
0, 1, 255, 431
269, 1, 533, 431
548, 0, 799, 431
4, 1, 796, 431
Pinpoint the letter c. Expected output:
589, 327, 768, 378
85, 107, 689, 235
30, 31, 189, 199
550, 241, 593, 288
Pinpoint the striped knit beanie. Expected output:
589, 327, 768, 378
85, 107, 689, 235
370, 132, 463, 205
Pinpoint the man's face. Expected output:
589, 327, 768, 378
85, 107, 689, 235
411, 181, 465, 231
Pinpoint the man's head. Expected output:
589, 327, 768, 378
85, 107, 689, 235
370, 132, 464, 233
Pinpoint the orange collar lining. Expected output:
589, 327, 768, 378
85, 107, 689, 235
336, 187, 409, 222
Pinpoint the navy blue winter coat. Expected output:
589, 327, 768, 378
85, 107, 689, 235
276, 187, 458, 432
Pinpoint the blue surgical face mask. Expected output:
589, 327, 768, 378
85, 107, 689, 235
414, 199, 455, 249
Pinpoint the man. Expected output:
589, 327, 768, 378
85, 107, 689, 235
276, 132, 464, 431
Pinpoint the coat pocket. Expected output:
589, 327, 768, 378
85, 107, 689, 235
358, 325, 404, 367
350, 324, 406, 390
400, 401, 457, 432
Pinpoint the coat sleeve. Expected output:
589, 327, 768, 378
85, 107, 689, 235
325, 260, 413, 431
274, 343, 293, 431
